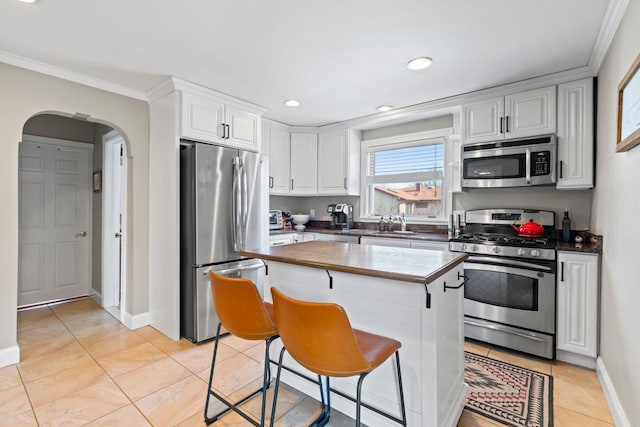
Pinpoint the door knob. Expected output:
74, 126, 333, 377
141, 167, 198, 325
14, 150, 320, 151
115, 232, 122, 238
79, 231, 87, 237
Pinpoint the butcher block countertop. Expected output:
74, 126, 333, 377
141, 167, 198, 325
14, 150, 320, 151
239, 241, 468, 284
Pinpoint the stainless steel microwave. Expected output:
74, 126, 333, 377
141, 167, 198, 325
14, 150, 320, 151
461, 135, 556, 188
269, 210, 283, 230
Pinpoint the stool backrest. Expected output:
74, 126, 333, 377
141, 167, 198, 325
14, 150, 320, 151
271, 287, 371, 377
208, 270, 277, 340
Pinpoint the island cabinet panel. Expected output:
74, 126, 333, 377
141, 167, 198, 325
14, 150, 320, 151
263, 261, 466, 427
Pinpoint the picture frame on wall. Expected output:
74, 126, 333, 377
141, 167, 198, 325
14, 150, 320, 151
93, 171, 102, 193
617, 53, 640, 152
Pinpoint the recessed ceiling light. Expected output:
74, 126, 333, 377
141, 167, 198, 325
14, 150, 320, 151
406, 57, 433, 71
284, 99, 300, 107
19, 0, 37, 3
377, 105, 394, 112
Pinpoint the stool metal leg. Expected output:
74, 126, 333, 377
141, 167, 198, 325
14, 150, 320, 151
205, 323, 277, 426
269, 346, 287, 427
395, 351, 407, 426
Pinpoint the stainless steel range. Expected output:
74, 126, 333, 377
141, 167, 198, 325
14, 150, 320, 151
449, 208, 556, 359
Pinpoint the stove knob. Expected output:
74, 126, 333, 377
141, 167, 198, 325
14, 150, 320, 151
531, 249, 540, 257
472, 244, 478, 251
516, 248, 526, 256
461, 243, 467, 251
492, 247, 499, 254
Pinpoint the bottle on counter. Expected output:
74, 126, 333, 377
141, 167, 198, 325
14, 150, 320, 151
562, 209, 571, 242
379, 216, 385, 232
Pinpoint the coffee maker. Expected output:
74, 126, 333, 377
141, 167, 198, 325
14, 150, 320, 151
327, 203, 353, 230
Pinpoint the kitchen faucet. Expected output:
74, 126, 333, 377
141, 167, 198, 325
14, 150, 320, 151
395, 213, 406, 232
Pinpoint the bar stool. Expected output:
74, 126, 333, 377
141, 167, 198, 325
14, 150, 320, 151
269, 287, 407, 427
205, 270, 279, 426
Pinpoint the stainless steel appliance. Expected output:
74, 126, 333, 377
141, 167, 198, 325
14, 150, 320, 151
180, 141, 267, 342
461, 135, 556, 188
449, 208, 556, 359
327, 203, 353, 230
269, 210, 283, 230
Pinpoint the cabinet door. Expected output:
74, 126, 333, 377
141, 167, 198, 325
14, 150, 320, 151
360, 236, 411, 248
317, 130, 360, 195
226, 105, 259, 151
318, 131, 348, 194
267, 126, 291, 195
557, 252, 598, 357
462, 96, 504, 144
504, 86, 556, 139
410, 240, 449, 251
290, 133, 318, 195
557, 79, 594, 190
181, 92, 225, 143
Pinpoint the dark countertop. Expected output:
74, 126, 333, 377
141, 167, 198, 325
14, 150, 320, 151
270, 227, 450, 242
240, 241, 467, 284
555, 240, 602, 254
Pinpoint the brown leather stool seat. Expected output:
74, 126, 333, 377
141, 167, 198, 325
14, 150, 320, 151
205, 270, 278, 426
269, 287, 407, 426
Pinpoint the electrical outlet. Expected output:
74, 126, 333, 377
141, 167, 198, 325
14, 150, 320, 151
310, 209, 315, 218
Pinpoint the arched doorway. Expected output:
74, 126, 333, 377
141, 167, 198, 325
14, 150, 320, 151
18, 113, 129, 318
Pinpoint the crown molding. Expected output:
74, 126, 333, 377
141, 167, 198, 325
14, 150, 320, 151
589, 0, 630, 73
0, 50, 148, 101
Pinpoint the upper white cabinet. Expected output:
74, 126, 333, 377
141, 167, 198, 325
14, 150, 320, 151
181, 90, 261, 151
556, 78, 594, 190
263, 123, 292, 195
463, 86, 556, 144
290, 132, 318, 195
557, 251, 599, 366
317, 129, 361, 195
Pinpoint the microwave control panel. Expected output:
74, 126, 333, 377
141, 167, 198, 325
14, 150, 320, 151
531, 151, 551, 176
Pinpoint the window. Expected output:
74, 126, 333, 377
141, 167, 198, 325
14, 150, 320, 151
362, 134, 449, 222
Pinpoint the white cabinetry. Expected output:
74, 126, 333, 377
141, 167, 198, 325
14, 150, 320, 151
314, 233, 359, 244
410, 240, 449, 251
269, 234, 294, 247
557, 251, 599, 368
360, 236, 411, 248
181, 90, 260, 151
463, 86, 556, 144
557, 78, 594, 190
317, 129, 360, 195
263, 123, 291, 195
290, 132, 318, 195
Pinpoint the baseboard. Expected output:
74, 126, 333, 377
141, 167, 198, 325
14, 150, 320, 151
596, 356, 631, 427
556, 349, 596, 369
90, 290, 102, 306
123, 311, 150, 330
0, 345, 20, 368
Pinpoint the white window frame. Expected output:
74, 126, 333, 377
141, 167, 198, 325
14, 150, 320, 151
360, 128, 453, 224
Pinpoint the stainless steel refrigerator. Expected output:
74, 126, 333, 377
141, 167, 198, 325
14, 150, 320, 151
180, 141, 267, 342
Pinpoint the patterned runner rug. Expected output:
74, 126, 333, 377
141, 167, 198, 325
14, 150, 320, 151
464, 352, 553, 427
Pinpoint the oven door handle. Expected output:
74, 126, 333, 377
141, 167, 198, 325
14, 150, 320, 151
466, 255, 553, 272
464, 319, 549, 342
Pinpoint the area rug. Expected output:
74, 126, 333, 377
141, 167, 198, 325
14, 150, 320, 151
464, 352, 553, 427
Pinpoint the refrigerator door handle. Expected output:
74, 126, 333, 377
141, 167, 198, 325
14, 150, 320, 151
206, 262, 265, 276
232, 156, 241, 251
240, 159, 248, 251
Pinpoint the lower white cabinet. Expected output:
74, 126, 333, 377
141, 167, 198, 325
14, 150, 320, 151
410, 240, 450, 251
269, 234, 294, 247
360, 236, 411, 248
314, 233, 359, 244
556, 251, 599, 366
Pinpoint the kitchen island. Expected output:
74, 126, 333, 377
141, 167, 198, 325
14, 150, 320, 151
240, 241, 468, 427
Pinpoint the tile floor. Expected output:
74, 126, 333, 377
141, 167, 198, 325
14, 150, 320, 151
2, 298, 613, 426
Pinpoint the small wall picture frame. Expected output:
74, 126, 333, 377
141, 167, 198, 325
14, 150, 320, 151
93, 171, 102, 193
617, 53, 640, 152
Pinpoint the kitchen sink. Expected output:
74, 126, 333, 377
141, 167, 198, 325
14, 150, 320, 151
373, 230, 415, 236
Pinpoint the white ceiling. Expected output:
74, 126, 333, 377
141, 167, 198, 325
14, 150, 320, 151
0, 0, 612, 127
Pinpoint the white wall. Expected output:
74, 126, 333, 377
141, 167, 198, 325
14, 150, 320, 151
591, 0, 640, 424
0, 62, 149, 361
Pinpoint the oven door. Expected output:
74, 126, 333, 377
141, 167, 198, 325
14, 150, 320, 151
463, 255, 555, 334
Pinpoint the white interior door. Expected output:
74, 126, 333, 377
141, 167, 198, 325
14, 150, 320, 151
18, 139, 92, 307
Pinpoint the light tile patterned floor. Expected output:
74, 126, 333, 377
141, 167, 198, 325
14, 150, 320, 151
3, 298, 614, 426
